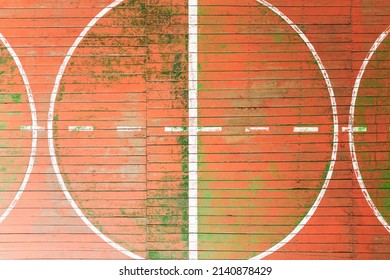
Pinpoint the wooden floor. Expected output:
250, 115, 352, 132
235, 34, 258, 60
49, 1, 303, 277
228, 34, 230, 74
0, 0, 389, 259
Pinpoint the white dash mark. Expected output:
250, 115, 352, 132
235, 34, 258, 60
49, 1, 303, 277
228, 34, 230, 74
68, 126, 94, 132
165, 127, 187, 132
198, 127, 222, 132
245, 127, 269, 132
20, 126, 45, 131
342, 126, 367, 133
293, 127, 319, 133
117, 126, 142, 132
165, 127, 221, 133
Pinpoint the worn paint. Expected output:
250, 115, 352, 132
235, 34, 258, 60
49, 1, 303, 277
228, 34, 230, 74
0, 0, 389, 260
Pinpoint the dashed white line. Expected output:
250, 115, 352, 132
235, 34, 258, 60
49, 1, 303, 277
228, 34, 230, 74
293, 127, 319, 133
68, 126, 94, 132
165, 127, 187, 132
20, 126, 45, 131
198, 127, 221, 132
245, 127, 269, 132
342, 126, 367, 133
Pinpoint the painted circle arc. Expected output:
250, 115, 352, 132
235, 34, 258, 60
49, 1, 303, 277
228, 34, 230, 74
0, 34, 37, 224
196, 0, 338, 259
48, 0, 338, 259
349, 26, 390, 232
48, 0, 190, 260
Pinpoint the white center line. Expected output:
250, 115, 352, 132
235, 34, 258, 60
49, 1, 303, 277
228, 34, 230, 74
245, 126, 269, 132
188, 0, 198, 261
165, 126, 221, 133
293, 127, 319, 133
342, 126, 367, 133
117, 126, 142, 132
68, 126, 94, 132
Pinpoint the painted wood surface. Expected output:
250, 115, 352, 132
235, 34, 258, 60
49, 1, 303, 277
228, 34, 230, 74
0, 0, 389, 259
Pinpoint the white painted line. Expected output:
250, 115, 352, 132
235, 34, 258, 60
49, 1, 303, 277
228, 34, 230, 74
47, 0, 144, 260
165, 126, 187, 132
165, 126, 221, 133
293, 127, 319, 133
0, 33, 38, 225
68, 126, 94, 132
251, 0, 339, 260
349, 25, 390, 234
188, 0, 198, 261
20, 125, 45, 131
117, 126, 142, 132
245, 127, 269, 132
198, 126, 221, 132
342, 126, 367, 133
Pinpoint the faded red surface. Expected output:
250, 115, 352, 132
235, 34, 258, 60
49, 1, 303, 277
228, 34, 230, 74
0, 0, 388, 259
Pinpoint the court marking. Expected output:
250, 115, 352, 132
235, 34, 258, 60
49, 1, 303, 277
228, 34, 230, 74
250, 0, 339, 260
0, 33, 38, 224
68, 126, 94, 132
348, 25, 390, 233
293, 127, 319, 133
342, 126, 367, 133
165, 126, 221, 133
245, 127, 270, 132
117, 126, 142, 132
20, 126, 45, 131
188, 0, 198, 260
47, 0, 144, 260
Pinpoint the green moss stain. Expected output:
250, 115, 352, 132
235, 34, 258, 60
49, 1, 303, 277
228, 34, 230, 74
248, 178, 264, 195
273, 33, 288, 43
321, 163, 331, 181
11, 93, 21, 103
172, 53, 183, 80
56, 84, 65, 102
145, 0, 189, 259
379, 167, 390, 219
